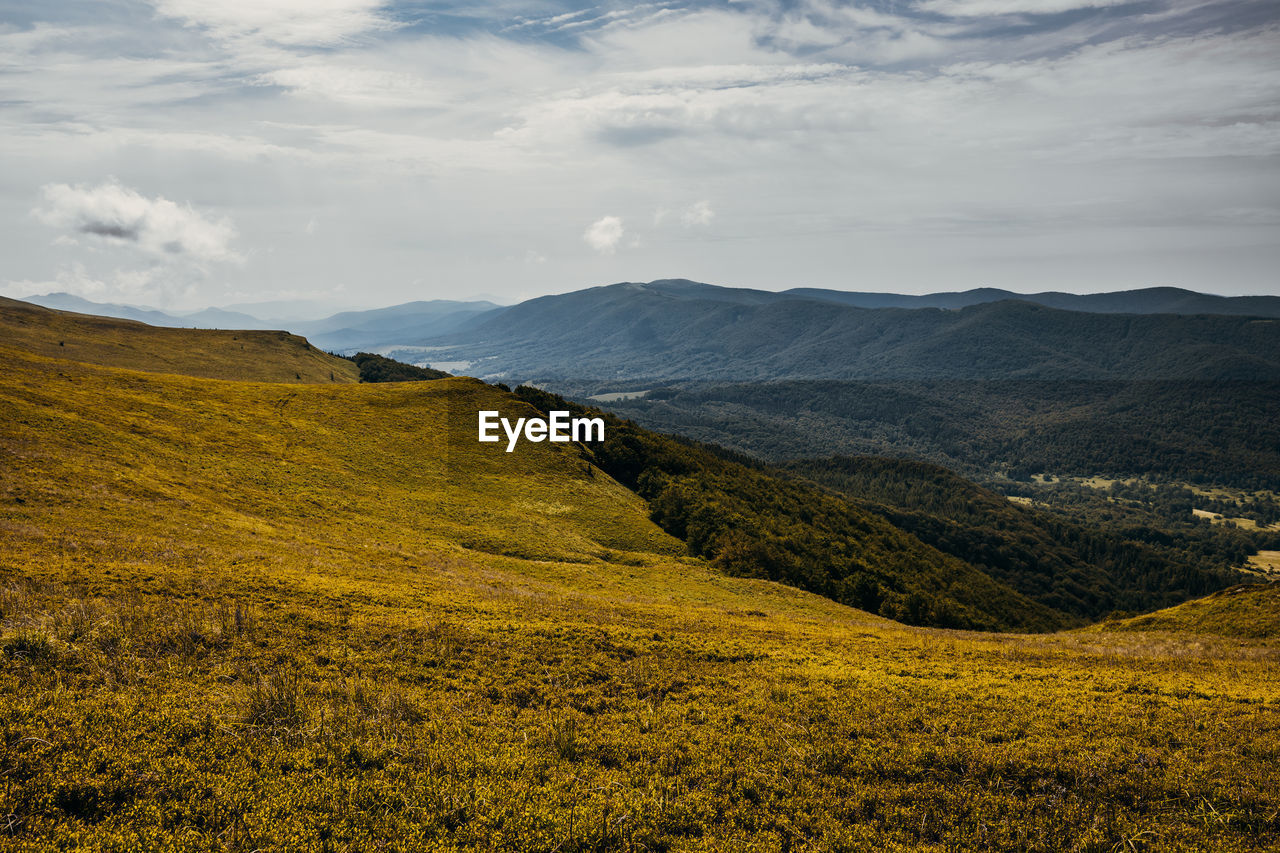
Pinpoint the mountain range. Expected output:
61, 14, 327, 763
19, 280, 1280, 382
288, 300, 500, 351
782, 284, 1280, 315
19, 291, 499, 353
23, 291, 272, 330
418, 279, 1280, 383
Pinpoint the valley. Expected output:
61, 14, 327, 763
0, 296, 1276, 851
9, 0, 1279, 845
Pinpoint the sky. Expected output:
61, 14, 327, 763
1, 0, 1277, 311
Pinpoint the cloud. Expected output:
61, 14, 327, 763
682, 201, 715, 227
2, 262, 192, 304
583, 216, 625, 254
2, 0, 1278, 305
149, 0, 396, 47
2, 262, 111, 301
258, 61, 442, 107
79, 222, 142, 240
34, 180, 239, 263
918, 0, 1133, 17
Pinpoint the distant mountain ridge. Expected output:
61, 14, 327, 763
423, 279, 1280, 382
17, 292, 500, 351
783, 285, 1280, 316
21, 292, 258, 329
292, 300, 500, 352
19, 281, 1280, 380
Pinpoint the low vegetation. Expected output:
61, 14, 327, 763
0, 296, 357, 384
1, 319, 1277, 850
1099, 583, 1280, 639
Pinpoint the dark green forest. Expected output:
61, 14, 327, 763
782, 456, 1263, 620
598, 380, 1280, 490
345, 352, 450, 383
514, 387, 1251, 632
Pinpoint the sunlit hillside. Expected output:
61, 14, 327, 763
0, 296, 358, 384
0, 331, 1277, 850
1101, 584, 1280, 639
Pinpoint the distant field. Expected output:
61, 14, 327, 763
588, 389, 651, 403
1195, 510, 1280, 531
1, 342, 1277, 850
1248, 551, 1280, 576
1056, 476, 1279, 508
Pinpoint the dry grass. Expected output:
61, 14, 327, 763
0, 296, 358, 383
1193, 510, 1279, 532
1098, 583, 1280, 639
0, 338, 1277, 851
1247, 551, 1280, 576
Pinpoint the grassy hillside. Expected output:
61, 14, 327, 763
0, 345, 671, 570
1, 341, 1278, 849
0, 296, 358, 384
1100, 584, 1280, 639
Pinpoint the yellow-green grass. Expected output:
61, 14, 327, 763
0, 296, 358, 383
1, 345, 1278, 851
1098, 584, 1280, 640
1192, 510, 1278, 532
1247, 551, 1280, 577
1040, 473, 1279, 508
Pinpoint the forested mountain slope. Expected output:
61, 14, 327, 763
781, 455, 1249, 620
600, 379, 1280, 490
425, 280, 1280, 382
783, 285, 1280, 316
514, 388, 1250, 630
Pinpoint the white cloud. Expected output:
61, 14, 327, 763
583, 216, 625, 254
3, 263, 110, 301
918, 0, 1133, 17
149, 0, 396, 47
259, 61, 442, 107
2, 262, 195, 305
34, 180, 239, 264
681, 201, 715, 227
1, 1, 1277, 304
